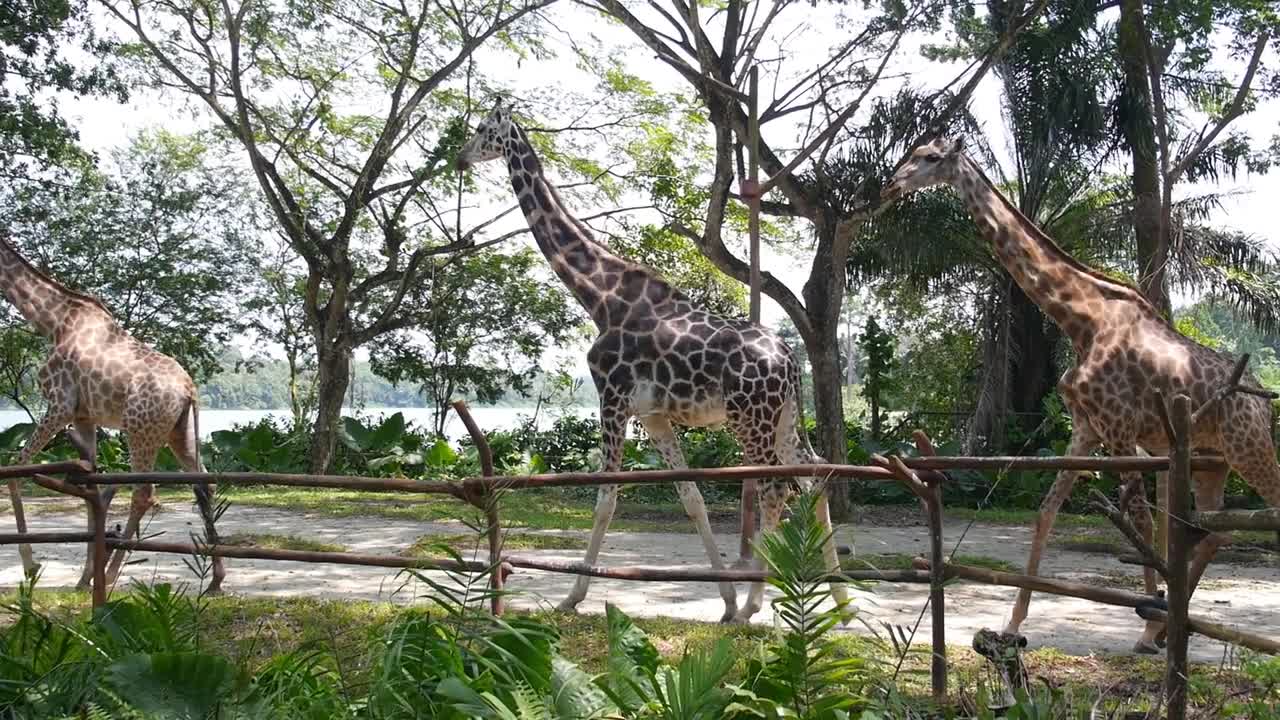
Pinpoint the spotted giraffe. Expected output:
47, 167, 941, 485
0, 233, 224, 592
456, 100, 848, 623
882, 136, 1280, 653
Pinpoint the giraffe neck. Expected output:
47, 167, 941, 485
952, 157, 1156, 350
0, 237, 89, 338
503, 126, 669, 330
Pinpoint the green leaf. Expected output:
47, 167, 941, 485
340, 416, 374, 451
106, 652, 243, 719
369, 412, 407, 451
424, 439, 458, 468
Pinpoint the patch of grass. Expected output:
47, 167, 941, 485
223, 533, 346, 553
948, 508, 1109, 528
844, 552, 1017, 574
182, 485, 730, 533
403, 532, 587, 555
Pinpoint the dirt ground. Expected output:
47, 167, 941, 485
2, 497, 1276, 663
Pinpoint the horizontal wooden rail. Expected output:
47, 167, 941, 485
916, 559, 1153, 609
0, 532, 94, 545
1136, 607, 1280, 655
903, 455, 1226, 473
1193, 508, 1280, 532
105, 538, 489, 573
503, 555, 933, 584
919, 559, 1280, 655
0, 460, 92, 480
75, 472, 462, 495
61, 454, 1228, 496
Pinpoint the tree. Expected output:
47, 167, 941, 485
1114, 0, 1278, 315
242, 242, 316, 426
1, 0, 126, 177
859, 317, 896, 441
0, 129, 257, 396
589, 0, 1049, 518
369, 249, 577, 435
102, 0, 557, 471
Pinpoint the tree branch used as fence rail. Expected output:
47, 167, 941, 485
0, 532, 94, 544
56, 455, 1230, 497
104, 538, 492, 573
0, 460, 91, 481
1192, 508, 1280, 532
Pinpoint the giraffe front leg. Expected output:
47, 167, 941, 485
558, 405, 627, 613
11, 406, 74, 578
1125, 470, 1163, 655
732, 480, 786, 624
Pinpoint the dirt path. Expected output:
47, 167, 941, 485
2, 498, 1277, 663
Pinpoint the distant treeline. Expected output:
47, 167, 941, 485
196, 358, 593, 410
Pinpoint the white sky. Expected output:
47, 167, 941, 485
56, 2, 1280, 375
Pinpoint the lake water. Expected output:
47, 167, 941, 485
0, 406, 597, 444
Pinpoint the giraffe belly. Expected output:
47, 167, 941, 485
630, 381, 728, 428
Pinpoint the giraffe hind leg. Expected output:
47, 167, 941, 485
170, 406, 225, 595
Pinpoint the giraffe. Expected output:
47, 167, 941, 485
456, 100, 849, 623
880, 137, 1280, 654
0, 233, 225, 593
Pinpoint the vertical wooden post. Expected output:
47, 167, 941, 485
925, 479, 946, 706
1165, 395, 1192, 720
89, 485, 107, 609
1156, 472, 1169, 562
738, 64, 761, 566
452, 401, 504, 616
913, 431, 946, 706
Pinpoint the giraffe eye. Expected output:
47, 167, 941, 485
924, 154, 942, 163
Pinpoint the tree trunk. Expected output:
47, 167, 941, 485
1007, 284, 1059, 437
1118, 0, 1170, 317
309, 340, 351, 473
802, 212, 851, 520
969, 280, 1058, 452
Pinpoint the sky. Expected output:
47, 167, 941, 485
52, 2, 1280, 374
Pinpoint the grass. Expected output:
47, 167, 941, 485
160, 485, 738, 533
844, 552, 1017, 574
403, 532, 588, 555
222, 533, 346, 553
947, 507, 1109, 528
0, 587, 1263, 714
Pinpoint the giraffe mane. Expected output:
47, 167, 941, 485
513, 122, 694, 305
0, 232, 114, 315
962, 156, 1169, 323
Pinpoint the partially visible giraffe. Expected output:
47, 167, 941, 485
0, 233, 225, 592
456, 100, 848, 623
881, 137, 1280, 653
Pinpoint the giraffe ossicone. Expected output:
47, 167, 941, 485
883, 136, 1280, 654
456, 101, 850, 623
0, 233, 225, 593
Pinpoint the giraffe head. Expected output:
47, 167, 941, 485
456, 99, 516, 171
881, 136, 967, 203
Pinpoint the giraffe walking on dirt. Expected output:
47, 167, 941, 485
880, 136, 1280, 653
456, 100, 848, 623
0, 233, 225, 593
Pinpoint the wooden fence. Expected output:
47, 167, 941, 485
2, 398, 1279, 718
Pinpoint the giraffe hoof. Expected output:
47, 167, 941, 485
556, 599, 581, 614
1155, 630, 1168, 649
1133, 640, 1161, 655
24, 563, 42, 580
719, 604, 738, 624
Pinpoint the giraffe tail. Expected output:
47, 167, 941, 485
791, 361, 824, 464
